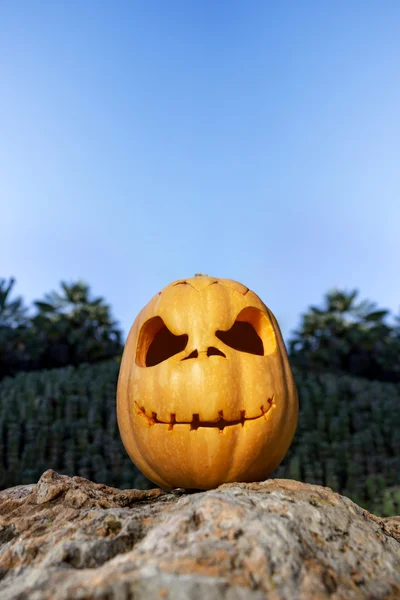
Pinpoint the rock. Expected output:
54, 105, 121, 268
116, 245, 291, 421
0, 470, 399, 599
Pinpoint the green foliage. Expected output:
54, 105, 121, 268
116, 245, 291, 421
289, 288, 400, 382
0, 278, 34, 380
0, 277, 29, 327
0, 361, 148, 490
0, 278, 123, 380
30, 280, 123, 369
274, 368, 400, 516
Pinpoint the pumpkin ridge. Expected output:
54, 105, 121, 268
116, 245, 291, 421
135, 398, 274, 430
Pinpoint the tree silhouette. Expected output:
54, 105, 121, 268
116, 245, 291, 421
0, 278, 32, 379
289, 289, 400, 381
31, 280, 123, 369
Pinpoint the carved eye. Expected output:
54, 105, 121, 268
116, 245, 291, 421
136, 317, 188, 367
216, 307, 276, 356
216, 321, 263, 355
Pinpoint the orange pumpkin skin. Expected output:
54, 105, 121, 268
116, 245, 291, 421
117, 275, 298, 490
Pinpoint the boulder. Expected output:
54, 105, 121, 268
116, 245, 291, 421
0, 470, 399, 599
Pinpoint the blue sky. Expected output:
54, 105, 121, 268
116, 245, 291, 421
1, 1, 400, 343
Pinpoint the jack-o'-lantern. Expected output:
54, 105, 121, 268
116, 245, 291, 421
117, 275, 298, 490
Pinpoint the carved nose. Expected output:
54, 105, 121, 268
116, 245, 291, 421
207, 347, 226, 357
182, 347, 226, 360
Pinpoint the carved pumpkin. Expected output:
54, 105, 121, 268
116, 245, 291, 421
117, 275, 298, 490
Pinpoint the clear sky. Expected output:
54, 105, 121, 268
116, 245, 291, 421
1, 1, 400, 344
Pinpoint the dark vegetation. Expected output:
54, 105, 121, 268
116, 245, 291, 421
0, 277, 123, 380
0, 277, 399, 516
289, 288, 400, 383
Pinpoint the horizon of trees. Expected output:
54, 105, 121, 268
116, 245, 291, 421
1, 276, 400, 384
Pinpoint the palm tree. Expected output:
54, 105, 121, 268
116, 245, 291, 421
289, 289, 398, 381
0, 277, 29, 328
0, 278, 32, 379
32, 280, 123, 369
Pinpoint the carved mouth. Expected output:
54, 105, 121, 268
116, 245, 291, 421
135, 397, 274, 431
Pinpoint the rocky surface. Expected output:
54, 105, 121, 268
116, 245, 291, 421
0, 470, 399, 599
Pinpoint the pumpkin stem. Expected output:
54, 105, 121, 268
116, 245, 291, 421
194, 273, 208, 277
